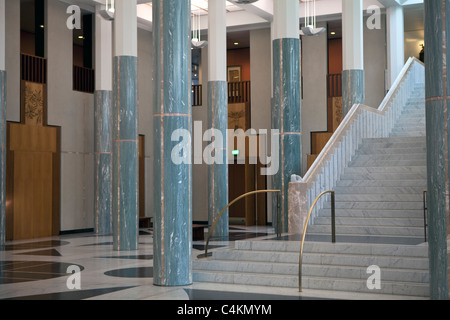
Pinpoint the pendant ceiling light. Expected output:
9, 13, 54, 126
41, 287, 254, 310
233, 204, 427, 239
300, 0, 326, 36
99, 0, 115, 20
192, 11, 208, 49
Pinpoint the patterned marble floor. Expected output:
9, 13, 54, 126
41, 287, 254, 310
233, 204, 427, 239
0, 226, 427, 300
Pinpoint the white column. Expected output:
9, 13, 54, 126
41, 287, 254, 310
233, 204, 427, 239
342, 0, 364, 70
273, 0, 299, 40
208, 0, 227, 82
0, 0, 5, 71
114, 0, 137, 57
386, 5, 405, 89
95, 7, 113, 91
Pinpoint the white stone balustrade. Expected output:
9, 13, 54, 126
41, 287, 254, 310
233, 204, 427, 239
288, 57, 425, 234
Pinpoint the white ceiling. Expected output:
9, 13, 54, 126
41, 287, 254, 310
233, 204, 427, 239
57, 0, 424, 34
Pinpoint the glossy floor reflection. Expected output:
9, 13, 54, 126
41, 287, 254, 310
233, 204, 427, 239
0, 226, 428, 300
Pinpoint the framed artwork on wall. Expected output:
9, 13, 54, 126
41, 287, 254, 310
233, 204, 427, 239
227, 66, 241, 82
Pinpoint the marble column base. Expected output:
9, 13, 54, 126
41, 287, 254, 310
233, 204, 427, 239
342, 69, 365, 117
207, 81, 229, 240
288, 181, 307, 235
0, 71, 5, 248
112, 56, 139, 252
94, 90, 113, 236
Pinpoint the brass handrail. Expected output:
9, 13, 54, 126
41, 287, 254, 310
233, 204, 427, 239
423, 190, 428, 242
299, 190, 336, 292
204, 190, 282, 258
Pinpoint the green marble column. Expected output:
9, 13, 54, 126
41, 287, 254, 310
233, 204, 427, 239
207, 81, 228, 240
112, 56, 139, 251
94, 90, 112, 236
272, 38, 302, 233
342, 69, 365, 116
424, 0, 450, 300
153, 0, 192, 286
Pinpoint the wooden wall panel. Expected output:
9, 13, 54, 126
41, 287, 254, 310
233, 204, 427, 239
13, 151, 53, 240
7, 122, 60, 241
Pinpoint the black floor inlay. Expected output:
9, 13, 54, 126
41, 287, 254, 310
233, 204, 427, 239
2, 241, 70, 251
228, 232, 269, 241
193, 245, 226, 251
2, 286, 136, 300
100, 255, 153, 260
80, 242, 113, 247
18, 249, 62, 257
184, 289, 334, 300
104, 267, 153, 278
0, 261, 84, 284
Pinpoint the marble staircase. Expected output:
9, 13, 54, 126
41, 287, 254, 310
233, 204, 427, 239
193, 87, 430, 298
193, 240, 429, 297
309, 90, 426, 241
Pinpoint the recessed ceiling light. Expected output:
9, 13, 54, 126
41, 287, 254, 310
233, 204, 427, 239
234, 42, 239, 46
330, 32, 336, 35
40, 25, 45, 28
78, 35, 85, 39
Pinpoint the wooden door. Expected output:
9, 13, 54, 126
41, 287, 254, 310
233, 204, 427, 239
6, 81, 60, 241
13, 151, 53, 239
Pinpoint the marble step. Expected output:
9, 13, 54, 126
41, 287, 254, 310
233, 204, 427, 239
397, 120, 426, 126
343, 166, 426, 174
352, 154, 426, 161
356, 147, 426, 155
209, 249, 429, 270
314, 216, 425, 228
307, 224, 424, 237
317, 208, 424, 219
234, 240, 429, 257
390, 128, 426, 135
334, 186, 425, 194
193, 260, 429, 284
322, 201, 423, 210
340, 172, 426, 180
358, 141, 426, 149
193, 271, 429, 297
336, 179, 426, 187
332, 194, 423, 202
390, 132, 426, 137
362, 136, 426, 144
349, 159, 426, 167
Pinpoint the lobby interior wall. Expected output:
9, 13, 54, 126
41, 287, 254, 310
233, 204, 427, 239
364, 14, 387, 109
137, 28, 154, 220
191, 46, 209, 223
46, 0, 94, 232
250, 27, 273, 223
5, 0, 20, 123
301, 22, 328, 175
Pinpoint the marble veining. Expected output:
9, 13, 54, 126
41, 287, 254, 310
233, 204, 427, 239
272, 38, 302, 234
152, 0, 192, 287
112, 56, 139, 252
95, 90, 113, 236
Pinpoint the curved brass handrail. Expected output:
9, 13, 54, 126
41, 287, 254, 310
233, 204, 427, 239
423, 190, 428, 242
299, 190, 336, 292
204, 190, 282, 258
